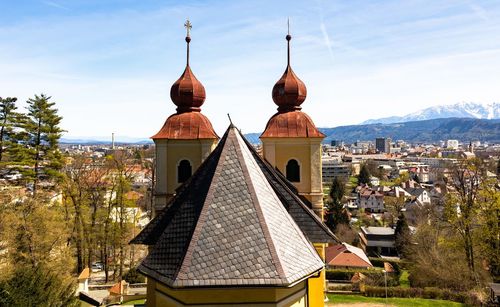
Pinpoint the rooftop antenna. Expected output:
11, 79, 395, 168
227, 113, 233, 127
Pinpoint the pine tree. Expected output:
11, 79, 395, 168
325, 177, 349, 232
0, 97, 22, 163
395, 213, 411, 257
24, 94, 64, 189
358, 163, 371, 185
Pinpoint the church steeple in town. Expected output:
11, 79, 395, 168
152, 20, 218, 214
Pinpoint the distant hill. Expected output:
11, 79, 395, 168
320, 118, 500, 144
361, 102, 500, 124
63, 117, 500, 145
244, 118, 500, 144
60, 136, 152, 145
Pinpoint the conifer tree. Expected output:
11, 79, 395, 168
358, 163, 371, 185
24, 94, 64, 189
325, 177, 349, 232
0, 97, 22, 163
395, 213, 411, 257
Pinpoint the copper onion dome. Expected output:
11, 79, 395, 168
170, 20, 206, 113
152, 20, 218, 140
271, 32, 307, 112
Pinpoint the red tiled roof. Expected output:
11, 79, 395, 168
260, 111, 325, 138
326, 244, 372, 268
152, 112, 218, 140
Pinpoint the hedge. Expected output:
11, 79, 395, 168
325, 269, 399, 287
364, 286, 482, 306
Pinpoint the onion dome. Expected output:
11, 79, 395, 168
261, 25, 323, 139
170, 20, 206, 113
153, 20, 218, 140
271, 33, 307, 112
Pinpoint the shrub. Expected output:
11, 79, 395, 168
123, 267, 145, 284
363, 286, 483, 305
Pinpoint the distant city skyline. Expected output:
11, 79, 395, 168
1, 0, 500, 138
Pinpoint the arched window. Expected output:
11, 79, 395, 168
177, 160, 192, 183
286, 159, 300, 182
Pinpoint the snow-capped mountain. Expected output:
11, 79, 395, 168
361, 102, 500, 124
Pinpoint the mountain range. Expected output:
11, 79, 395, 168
321, 117, 500, 144
61, 103, 500, 145
242, 117, 500, 144
361, 102, 500, 124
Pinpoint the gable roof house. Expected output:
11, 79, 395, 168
325, 243, 373, 269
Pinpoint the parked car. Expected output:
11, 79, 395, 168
91, 262, 104, 272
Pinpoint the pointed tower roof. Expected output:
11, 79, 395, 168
152, 20, 218, 140
132, 125, 335, 288
261, 23, 324, 139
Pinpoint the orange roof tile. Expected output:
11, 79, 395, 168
152, 112, 218, 140
260, 111, 325, 138
78, 267, 90, 280
326, 244, 372, 268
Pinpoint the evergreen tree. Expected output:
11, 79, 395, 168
0, 264, 78, 307
0, 97, 22, 163
24, 94, 64, 188
325, 177, 349, 232
395, 213, 411, 257
358, 163, 371, 185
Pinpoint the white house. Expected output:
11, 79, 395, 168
357, 187, 385, 213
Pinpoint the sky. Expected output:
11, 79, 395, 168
1, 0, 500, 139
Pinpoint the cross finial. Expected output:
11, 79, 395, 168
184, 19, 192, 38
286, 18, 291, 66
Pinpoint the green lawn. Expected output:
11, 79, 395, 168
326, 294, 464, 306
121, 298, 146, 305
399, 270, 410, 288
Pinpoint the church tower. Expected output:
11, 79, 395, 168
260, 27, 325, 219
260, 26, 327, 306
152, 21, 218, 214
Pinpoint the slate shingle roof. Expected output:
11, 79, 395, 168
131, 125, 335, 287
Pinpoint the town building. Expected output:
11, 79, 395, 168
356, 185, 385, 213
376, 137, 391, 154
325, 243, 373, 269
359, 226, 397, 257
322, 157, 350, 184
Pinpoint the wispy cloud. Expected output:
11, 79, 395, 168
467, 1, 489, 21
319, 20, 335, 62
41, 0, 69, 10
1, 0, 500, 136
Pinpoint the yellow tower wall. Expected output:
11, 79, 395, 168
261, 137, 326, 306
154, 138, 217, 214
146, 278, 308, 306
261, 137, 324, 218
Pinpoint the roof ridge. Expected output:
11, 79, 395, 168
234, 130, 324, 284
231, 129, 287, 282
237, 129, 338, 243
175, 132, 231, 282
